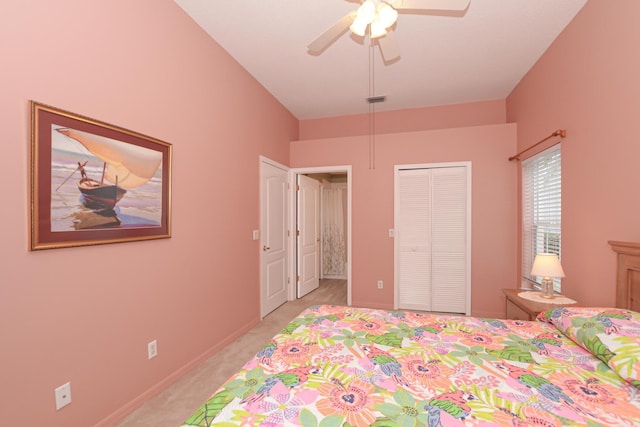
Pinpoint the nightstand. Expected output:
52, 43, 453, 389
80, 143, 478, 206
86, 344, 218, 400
502, 288, 577, 321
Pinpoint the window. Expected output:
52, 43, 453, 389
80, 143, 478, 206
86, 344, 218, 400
522, 145, 562, 291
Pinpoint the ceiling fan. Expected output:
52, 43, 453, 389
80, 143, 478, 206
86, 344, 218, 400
307, 0, 470, 63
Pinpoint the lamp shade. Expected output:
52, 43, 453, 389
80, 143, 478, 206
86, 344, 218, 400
350, 0, 398, 38
530, 253, 565, 278
356, 0, 376, 24
376, 3, 398, 28
349, 17, 368, 36
369, 18, 388, 38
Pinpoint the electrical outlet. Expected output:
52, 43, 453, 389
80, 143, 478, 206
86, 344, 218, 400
148, 340, 158, 359
252, 230, 260, 240
377, 280, 383, 289
54, 382, 72, 410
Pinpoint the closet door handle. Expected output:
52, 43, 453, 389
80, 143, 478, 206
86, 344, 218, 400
263, 245, 270, 251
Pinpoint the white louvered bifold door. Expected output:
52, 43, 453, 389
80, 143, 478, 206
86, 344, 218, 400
398, 170, 432, 311
431, 167, 467, 313
397, 166, 468, 314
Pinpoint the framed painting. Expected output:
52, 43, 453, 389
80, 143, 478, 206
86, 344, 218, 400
29, 101, 172, 250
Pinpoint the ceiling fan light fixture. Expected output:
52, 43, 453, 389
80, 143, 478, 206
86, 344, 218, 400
349, 17, 369, 37
356, 0, 377, 24
376, 3, 398, 28
310, 0, 470, 61
349, 0, 396, 39
370, 18, 388, 38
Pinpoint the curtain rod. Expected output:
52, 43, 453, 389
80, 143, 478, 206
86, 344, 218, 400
508, 129, 566, 161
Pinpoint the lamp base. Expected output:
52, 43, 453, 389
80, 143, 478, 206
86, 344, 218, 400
540, 278, 555, 298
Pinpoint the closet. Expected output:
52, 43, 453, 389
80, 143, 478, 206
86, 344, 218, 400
395, 163, 470, 315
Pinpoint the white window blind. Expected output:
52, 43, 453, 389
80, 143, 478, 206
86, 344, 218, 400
522, 145, 562, 291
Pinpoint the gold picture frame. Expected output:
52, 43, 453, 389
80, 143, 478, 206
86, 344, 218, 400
29, 101, 172, 250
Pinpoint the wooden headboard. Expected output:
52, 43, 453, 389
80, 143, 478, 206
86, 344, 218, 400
609, 241, 640, 311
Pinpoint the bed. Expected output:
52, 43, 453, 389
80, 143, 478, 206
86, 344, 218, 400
182, 242, 640, 426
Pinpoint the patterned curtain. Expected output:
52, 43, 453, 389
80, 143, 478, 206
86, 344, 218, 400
322, 187, 346, 277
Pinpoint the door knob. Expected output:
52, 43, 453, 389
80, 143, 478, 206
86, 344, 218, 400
263, 245, 270, 251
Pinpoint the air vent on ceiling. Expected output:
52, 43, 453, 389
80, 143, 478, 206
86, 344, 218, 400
366, 96, 386, 104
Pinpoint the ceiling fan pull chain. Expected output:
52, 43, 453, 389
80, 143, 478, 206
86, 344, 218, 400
369, 41, 376, 170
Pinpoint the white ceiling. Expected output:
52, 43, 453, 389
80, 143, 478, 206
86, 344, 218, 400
175, 0, 587, 120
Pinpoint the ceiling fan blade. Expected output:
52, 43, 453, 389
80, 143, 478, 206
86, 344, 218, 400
377, 29, 401, 63
307, 11, 357, 54
390, 0, 470, 11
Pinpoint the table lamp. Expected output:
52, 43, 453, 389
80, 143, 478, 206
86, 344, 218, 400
530, 253, 565, 298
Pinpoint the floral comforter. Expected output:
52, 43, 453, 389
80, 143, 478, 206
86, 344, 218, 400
183, 305, 640, 426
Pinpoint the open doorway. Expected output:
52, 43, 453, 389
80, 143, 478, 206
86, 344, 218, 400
307, 172, 348, 281
290, 166, 352, 307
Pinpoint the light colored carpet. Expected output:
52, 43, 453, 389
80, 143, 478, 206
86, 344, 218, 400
115, 279, 347, 427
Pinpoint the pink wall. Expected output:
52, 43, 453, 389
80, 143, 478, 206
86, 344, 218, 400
0, 1, 296, 425
300, 99, 506, 140
291, 123, 518, 317
507, 0, 640, 306
5, 0, 633, 424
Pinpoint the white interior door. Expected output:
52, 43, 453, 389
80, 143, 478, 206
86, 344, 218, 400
260, 159, 289, 318
431, 167, 468, 313
297, 174, 320, 298
397, 169, 433, 311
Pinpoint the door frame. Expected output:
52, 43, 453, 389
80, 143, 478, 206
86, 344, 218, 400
393, 161, 472, 315
289, 165, 352, 306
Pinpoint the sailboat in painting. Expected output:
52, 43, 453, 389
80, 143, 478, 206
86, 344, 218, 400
56, 128, 162, 210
